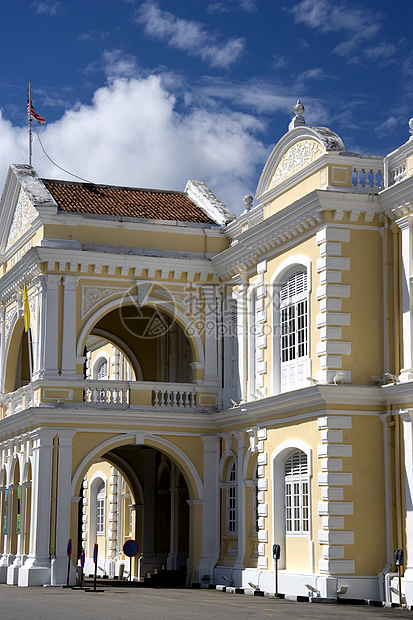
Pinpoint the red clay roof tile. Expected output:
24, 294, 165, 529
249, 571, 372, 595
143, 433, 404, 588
42, 179, 216, 224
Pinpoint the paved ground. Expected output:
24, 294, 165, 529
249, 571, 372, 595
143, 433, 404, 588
1, 585, 413, 620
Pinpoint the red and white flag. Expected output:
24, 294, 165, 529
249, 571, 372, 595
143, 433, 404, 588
27, 95, 45, 124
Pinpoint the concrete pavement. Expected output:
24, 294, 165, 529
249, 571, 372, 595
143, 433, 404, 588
1, 585, 413, 619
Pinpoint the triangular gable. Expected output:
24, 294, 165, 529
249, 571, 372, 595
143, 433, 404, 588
5, 186, 39, 251
0, 165, 58, 258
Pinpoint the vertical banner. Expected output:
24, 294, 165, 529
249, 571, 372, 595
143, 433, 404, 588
4, 489, 7, 536
16, 486, 21, 534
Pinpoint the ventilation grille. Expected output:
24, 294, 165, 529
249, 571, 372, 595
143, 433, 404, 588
285, 450, 308, 477
281, 270, 307, 302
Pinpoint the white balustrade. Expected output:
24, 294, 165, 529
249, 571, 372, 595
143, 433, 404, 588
352, 167, 383, 190
390, 164, 406, 185
84, 384, 129, 405
1, 384, 33, 416
1, 381, 211, 414
152, 388, 196, 409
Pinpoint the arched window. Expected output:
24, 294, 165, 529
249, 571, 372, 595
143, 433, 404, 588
280, 269, 308, 392
227, 460, 237, 534
97, 359, 108, 380
284, 450, 309, 535
96, 481, 105, 535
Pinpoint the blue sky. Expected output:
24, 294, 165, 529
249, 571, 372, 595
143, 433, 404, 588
1, 0, 412, 214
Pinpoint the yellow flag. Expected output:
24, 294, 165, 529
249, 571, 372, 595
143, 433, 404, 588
23, 285, 30, 332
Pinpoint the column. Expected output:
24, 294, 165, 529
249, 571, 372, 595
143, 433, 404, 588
202, 286, 220, 387
234, 432, 248, 569
196, 435, 220, 581
138, 449, 157, 580
397, 217, 413, 381
167, 463, 177, 570
60, 276, 78, 380
0, 305, 5, 393
108, 467, 118, 560
0, 444, 13, 582
232, 274, 248, 402
51, 431, 75, 585
401, 411, 413, 587
34, 275, 60, 380
18, 431, 54, 586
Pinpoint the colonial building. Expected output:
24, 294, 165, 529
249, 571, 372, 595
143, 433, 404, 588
1, 102, 413, 605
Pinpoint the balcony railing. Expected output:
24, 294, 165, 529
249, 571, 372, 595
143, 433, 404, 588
351, 167, 383, 190
0, 380, 218, 416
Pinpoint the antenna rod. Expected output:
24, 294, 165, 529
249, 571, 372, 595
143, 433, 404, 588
28, 81, 32, 166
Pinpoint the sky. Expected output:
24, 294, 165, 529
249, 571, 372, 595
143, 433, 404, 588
1, 0, 412, 215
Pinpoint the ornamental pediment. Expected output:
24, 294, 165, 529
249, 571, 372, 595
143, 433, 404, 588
5, 188, 39, 252
269, 139, 325, 189
256, 125, 345, 201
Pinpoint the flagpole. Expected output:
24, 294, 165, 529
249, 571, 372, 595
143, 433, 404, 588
28, 81, 32, 166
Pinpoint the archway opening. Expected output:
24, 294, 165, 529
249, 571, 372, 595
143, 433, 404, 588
77, 444, 190, 582
3, 321, 31, 394
84, 306, 194, 384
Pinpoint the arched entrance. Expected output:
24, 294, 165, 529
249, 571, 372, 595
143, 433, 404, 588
74, 441, 192, 582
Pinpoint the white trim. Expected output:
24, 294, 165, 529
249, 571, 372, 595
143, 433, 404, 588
270, 257, 312, 396
76, 298, 205, 365
271, 440, 313, 570
71, 433, 203, 501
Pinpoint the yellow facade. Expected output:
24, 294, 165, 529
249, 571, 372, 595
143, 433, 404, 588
1, 105, 413, 604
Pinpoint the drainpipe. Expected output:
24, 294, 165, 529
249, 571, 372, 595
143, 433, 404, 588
385, 571, 399, 604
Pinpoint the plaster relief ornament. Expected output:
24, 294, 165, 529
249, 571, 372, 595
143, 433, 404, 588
82, 286, 123, 318
4, 305, 17, 344
270, 140, 323, 188
6, 188, 39, 251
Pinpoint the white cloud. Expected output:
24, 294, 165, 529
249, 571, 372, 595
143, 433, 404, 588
286, 0, 390, 61
364, 43, 397, 63
31, 1, 60, 16
375, 116, 401, 136
102, 50, 139, 79
0, 75, 267, 215
135, 2, 245, 69
272, 55, 288, 70
195, 77, 330, 125
0, 112, 28, 181
207, 0, 256, 13
297, 67, 326, 82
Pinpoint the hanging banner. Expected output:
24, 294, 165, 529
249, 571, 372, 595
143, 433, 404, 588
16, 486, 21, 534
4, 489, 7, 536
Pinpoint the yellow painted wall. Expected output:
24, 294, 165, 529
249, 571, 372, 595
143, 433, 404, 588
42, 223, 229, 255
340, 227, 384, 383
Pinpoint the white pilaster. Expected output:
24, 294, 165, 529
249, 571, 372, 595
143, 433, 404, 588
196, 434, 220, 580
202, 286, 220, 386
51, 431, 75, 585
401, 410, 413, 581
60, 276, 78, 380
234, 432, 247, 568
34, 275, 60, 380
397, 217, 413, 381
18, 430, 54, 586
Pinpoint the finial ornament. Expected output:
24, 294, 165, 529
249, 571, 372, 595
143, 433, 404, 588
243, 195, 253, 212
289, 99, 306, 131
292, 99, 305, 117
409, 118, 413, 140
